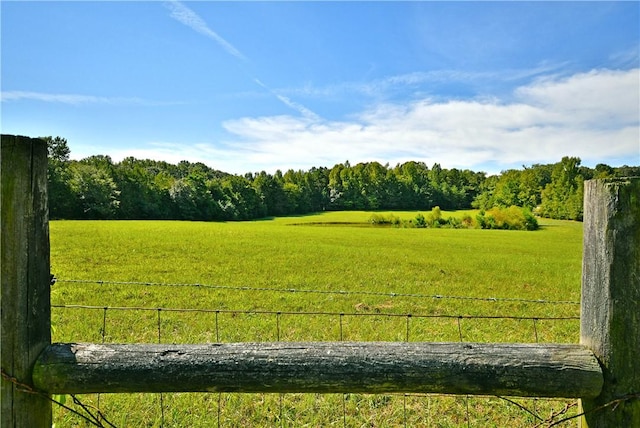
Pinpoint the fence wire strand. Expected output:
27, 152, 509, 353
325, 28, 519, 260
52, 303, 579, 322
50, 280, 583, 427
56, 278, 581, 306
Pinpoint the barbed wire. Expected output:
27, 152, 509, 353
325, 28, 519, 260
540, 392, 640, 427
51, 303, 580, 321
1, 369, 116, 428
55, 278, 581, 305
49, 279, 582, 427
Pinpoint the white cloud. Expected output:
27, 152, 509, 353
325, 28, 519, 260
287, 64, 566, 101
215, 68, 639, 173
90, 68, 639, 175
515, 69, 639, 127
0, 91, 165, 106
608, 44, 640, 68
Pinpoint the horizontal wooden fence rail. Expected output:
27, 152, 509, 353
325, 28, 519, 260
1, 135, 638, 427
33, 342, 602, 398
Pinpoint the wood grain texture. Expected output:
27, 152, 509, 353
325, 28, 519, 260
580, 177, 640, 427
34, 342, 602, 398
1, 135, 52, 427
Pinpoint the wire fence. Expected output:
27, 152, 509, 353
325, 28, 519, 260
55, 278, 582, 306
50, 279, 582, 427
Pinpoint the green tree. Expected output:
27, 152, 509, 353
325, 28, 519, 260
593, 163, 614, 179
68, 162, 120, 219
394, 161, 433, 209
219, 175, 265, 220
540, 157, 584, 220
360, 162, 387, 209
518, 165, 552, 210
115, 157, 172, 219
42, 136, 76, 218
492, 169, 522, 208
473, 164, 551, 212
305, 166, 330, 211
169, 170, 224, 221
283, 169, 313, 213
252, 171, 289, 216
328, 162, 349, 209
613, 165, 640, 177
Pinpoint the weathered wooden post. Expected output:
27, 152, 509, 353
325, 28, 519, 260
580, 177, 640, 427
1, 135, 52, 427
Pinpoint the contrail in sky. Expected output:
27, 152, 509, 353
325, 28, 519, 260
165, 1, 320, 120
165, 0, 246, 61
253, 79, 320, 121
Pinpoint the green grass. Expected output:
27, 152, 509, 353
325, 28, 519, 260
49, 211, 583, 426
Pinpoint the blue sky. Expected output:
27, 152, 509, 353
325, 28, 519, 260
2, 1, 639, 175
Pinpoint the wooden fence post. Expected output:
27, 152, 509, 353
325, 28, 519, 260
580, 177, 640, 427
1, 135, 52, 427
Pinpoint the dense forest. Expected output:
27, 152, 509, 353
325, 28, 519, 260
44, 136, 639, 222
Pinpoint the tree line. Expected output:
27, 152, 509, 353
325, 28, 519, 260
44, 136, 638, 222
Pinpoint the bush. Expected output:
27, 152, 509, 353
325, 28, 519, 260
369, 207, 537, 231
369, 213, 388, 224
369, 213, 402, 227
476, 206, 538, 231
522, 209, 539, 231
461, 214, 474, 228
447, 216, 463, 229
432, 206, 442, 221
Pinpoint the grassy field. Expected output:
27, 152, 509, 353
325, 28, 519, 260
49, 210, 584, 427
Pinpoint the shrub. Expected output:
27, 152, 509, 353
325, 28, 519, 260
476, 206, 539, 231
414, 213, 427, 228
522, 208, 539, 231
369, 213, 403, 227
432, 206, 442, 221
476, 210, 487, 229
447, 216, 463, 229
369, 207, 537, 231
369, 213, 387, 224
461, 214, 474, 228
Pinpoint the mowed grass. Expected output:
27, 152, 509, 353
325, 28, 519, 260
49, 211, 583, 427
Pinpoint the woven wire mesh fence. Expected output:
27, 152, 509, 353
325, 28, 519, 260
50, 279, 582, 427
